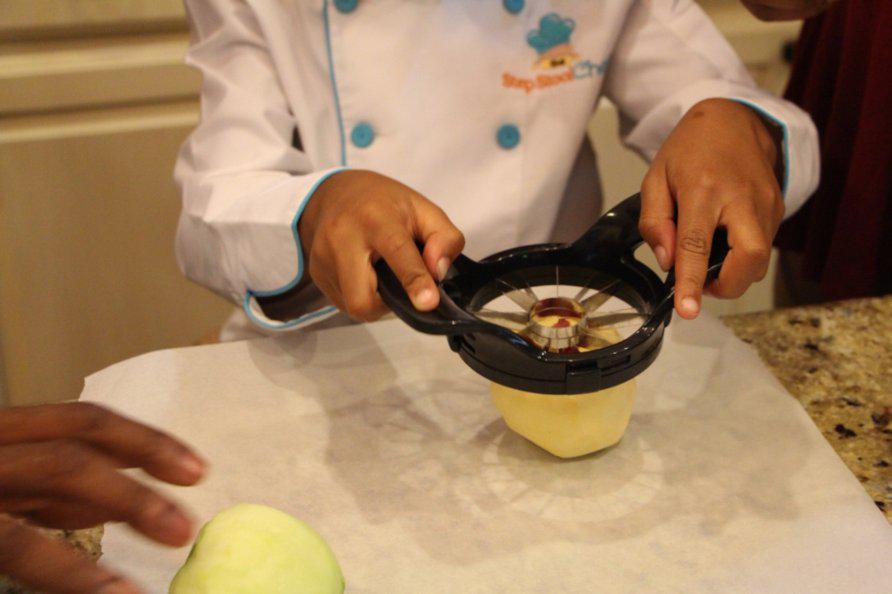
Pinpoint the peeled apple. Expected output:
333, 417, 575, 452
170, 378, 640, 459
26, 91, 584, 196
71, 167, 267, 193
491, 379, 636, 458
491, 325, 636, 458
169, 504, 345, 594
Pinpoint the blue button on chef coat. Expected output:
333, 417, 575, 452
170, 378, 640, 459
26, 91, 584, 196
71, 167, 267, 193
496, 124, 521, 150
334, 0, 358, 14
503, 0, 525, 14
351, 123, 375, 148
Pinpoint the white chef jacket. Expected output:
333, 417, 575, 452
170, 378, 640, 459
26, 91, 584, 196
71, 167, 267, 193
174, 0, 819, 333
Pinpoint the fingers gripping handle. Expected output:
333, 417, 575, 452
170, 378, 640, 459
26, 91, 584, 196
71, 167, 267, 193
571, 191, 730, 279
572, 191, 730, 315
375, 252, 485, 335
656, 225, 731, 316
376, 191, 731, 333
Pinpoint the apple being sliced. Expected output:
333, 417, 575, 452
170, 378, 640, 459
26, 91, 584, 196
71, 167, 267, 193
169, 504, 344, 594
491, 325, 636, 458
491, 379, 636, 458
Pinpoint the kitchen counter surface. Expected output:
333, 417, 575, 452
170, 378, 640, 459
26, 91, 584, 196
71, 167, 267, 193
13, 297, 885, 592
723, 295, 891, 521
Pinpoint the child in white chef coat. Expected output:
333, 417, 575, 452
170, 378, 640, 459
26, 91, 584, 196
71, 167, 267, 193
174, 0, 818, 336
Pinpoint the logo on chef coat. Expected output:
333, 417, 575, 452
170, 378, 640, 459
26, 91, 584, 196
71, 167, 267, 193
527, 13, 580, 70
502, 13, 609, 94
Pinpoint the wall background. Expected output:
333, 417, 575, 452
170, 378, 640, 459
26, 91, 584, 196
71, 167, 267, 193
0, 0, 800, 406
0, 0, 232, 406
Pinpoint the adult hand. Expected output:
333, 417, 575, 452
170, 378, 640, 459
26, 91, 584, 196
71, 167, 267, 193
0, 403, 206, 594
741, 0, 835, 21
639, 98, 784, 319
299, 170, 465, 321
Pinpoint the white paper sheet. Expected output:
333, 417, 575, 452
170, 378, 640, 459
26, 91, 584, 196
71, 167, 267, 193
82, 314, 892, 593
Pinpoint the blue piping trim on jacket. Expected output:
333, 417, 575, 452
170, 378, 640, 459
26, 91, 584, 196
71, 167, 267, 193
237, 1, 348, 330
241, 167, 347, 327
238, 3, 348, 331
243, 301, 338, 331
730, 98, 790, 198
323, 0, 348, 166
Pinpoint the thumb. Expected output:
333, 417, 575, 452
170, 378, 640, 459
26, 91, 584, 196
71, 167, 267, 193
411, 196, 466, 281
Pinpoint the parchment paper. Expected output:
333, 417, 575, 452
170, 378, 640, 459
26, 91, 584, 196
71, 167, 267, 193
82, 314, 892, 593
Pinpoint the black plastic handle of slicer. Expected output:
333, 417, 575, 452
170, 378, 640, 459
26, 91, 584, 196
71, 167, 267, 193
374, 245, 492, 335
571, 192, 646, 257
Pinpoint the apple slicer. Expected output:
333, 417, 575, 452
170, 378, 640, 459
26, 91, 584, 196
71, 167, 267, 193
375, 193, 729, 395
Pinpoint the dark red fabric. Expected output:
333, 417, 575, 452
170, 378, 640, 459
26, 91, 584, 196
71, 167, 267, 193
776, 0, 892, 298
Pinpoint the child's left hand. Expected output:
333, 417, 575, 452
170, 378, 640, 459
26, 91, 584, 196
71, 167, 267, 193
638, 97, 785, 320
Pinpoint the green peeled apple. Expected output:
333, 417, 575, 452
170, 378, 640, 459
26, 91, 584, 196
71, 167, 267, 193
169, 503, 345, 594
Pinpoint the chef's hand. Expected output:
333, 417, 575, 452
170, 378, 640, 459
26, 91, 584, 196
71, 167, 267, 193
0, 402, 206, 594
639, 98, 784, 320
299, 169, 465, 321
741, 0, 834, 21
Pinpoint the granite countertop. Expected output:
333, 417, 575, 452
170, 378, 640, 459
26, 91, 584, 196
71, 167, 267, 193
723, 295, 891, 521
0, 526, 103, 594
5, 297, 886, 593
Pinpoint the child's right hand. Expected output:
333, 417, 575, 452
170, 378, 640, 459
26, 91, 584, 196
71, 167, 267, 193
298, 170, 465, 322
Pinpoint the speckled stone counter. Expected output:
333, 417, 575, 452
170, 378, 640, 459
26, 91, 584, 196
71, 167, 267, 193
723, 296, 892, 521
0, 525, 103, 593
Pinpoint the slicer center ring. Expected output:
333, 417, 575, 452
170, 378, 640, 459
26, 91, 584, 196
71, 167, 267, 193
528, 297, 585, 349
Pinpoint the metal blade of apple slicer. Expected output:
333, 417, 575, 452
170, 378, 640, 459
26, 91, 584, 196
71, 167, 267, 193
468, 266, 652, 354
